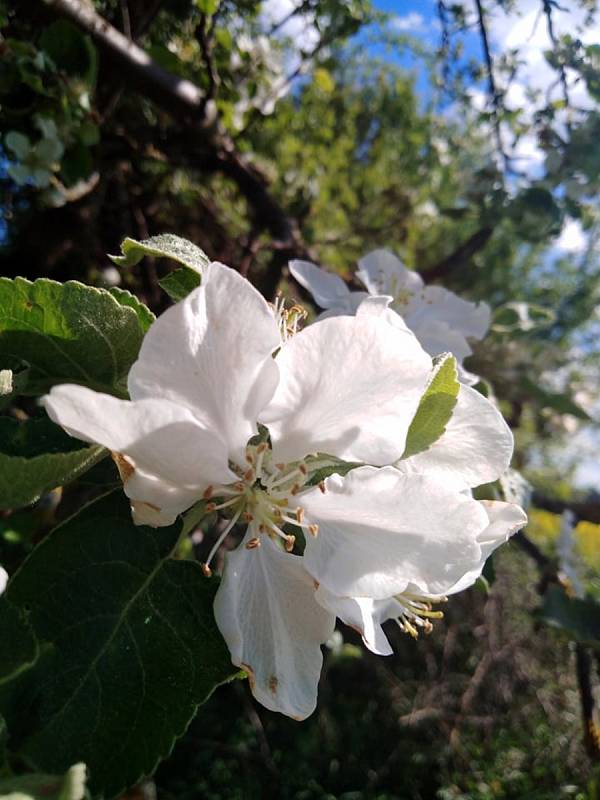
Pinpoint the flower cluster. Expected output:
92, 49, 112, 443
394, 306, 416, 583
44, 259, 526, 719
290, 249, 491, 384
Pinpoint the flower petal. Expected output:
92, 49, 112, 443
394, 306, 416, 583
443, 500, 527, 595
261, 315, 431, 465
123, 466, 203, 527
128, 261, 280, 462
355, 295, 413, 335
288, 260, 352, 309
214, 532, 335, 719
301, 466, 489, 599
411, 286, 491, 340
0, 566, 7, 596
356, 249, 424, 296
395, 384, 514, 490
43, 384, 235, 489
314, 584, 393, 656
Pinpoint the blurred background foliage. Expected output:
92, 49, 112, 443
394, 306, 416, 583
1, 0, 600, 797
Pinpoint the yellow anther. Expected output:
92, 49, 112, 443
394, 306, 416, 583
284, 535, 296, 553
205, 502, 217, 513
308, 524, 319, 538
244, 468, 255, 482
200, 563, 212, 578
203, 486, 214, 500
318, 481, 326, 494
296, 507, 305, 523
243, 511, 254, 523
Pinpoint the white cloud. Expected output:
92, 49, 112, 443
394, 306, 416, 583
390, 12, 425, 33
555, 219, 588, 253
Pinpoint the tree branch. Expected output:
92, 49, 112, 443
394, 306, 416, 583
42, 0, 305, 292
44, 0, 206, 120
425, 226, 493, 281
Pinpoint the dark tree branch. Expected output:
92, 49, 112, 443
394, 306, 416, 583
542, 0, 572, 128
473, 0, 506, 160
425, 226, 493, 281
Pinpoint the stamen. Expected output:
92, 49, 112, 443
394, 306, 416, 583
318, 481, 326, 494
203, 486, 214, 500
203, 508, 243, 571
308, 524, 319, 537
245, 537, 261, 550
205, 496, 239, 514
284, 535, 295, 552
200, 563, 213, 578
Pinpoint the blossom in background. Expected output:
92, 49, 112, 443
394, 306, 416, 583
0, 566, 7, 596
44, 260, 525, 719
290, 249, 491, 384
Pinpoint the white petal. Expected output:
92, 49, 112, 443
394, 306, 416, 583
301, 466, 489, 600
0, 566, 7, 596
409, 286, 490, 340
357, 249, 424, 296
314, 584, 393, 656
261, 315, 431, 465
355, 295, 414, 335
288, 260, 351, 309
124, 466, 203, 527
128, 262, 280, 462
395, 384, 514, 491
316, 291, 369, 319
444, 500, 527, 595
43, 384, 235, 489
214, 532, 335, 720
408, 318, 473, 363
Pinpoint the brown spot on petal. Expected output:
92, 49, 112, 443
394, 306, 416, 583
111, 451, 135, 484
241, 662, 256, 690
268, 675, 278, 694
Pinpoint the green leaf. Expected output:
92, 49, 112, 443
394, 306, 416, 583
107, 287, 155, 332
3, 492, 237, 798
401, 354, 459, 459
522, 377, 590, 420
0, 595, 38, 686
0, 762, 88, 800
0, 416, 105, 510
158, 268, 202, 303
541, 586, 600, 648
0, 278, 148, 397
109, 234, 209, 273
40, 20, 97, 88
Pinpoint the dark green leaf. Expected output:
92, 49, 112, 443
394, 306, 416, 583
0, 416, 105, 510
39, 21, 97, 88
541, 586, 600, 648
401, 354, 459, 459
0, 278, 148, 397
0, 595, 39, 686
3, 492, 237, 798
158, 268, 202, 303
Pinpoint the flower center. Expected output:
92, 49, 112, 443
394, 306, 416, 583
390, 592, 447, 638
199, 442, 322, 576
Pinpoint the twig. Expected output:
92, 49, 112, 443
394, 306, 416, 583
542, 0, 572, 128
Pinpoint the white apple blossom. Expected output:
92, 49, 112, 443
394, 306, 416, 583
0, 565, 7, 596
44, 260, 524, 719
289, 249, 491, 384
